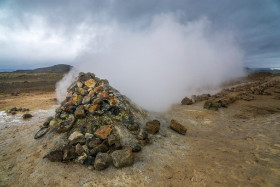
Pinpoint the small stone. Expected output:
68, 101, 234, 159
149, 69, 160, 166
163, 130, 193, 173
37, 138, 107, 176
68, 131, 85, 145
146, 120, 160, 134
82, 145, 89, 154
181, 97, 193, 105
88, 139, 101, 148
94, 152, 109, 170
98, 91, 109, 99
111, 149, 135, 168
76, 153, 88, 164
94, 125, 112, 140
89, 144, 109, 157
127, 123, 139, 131
88, 105, 100, 113
77, 81, 83, 88
34, 127, 49, 139
94, 86, 103, 93
85, 79, 96, 88
72, 94, 83, 106
62, 145, 76, 161
85, 133, 94, 141
56, 114, 75, 133
11, 111, 16, 115
75, 88, 87, 96
82, 96, 91, 104
74, 105, 85, 118
170, 119, 187, 135
139, 139, 147, 146
136, 129, 147, 140
22, 113, 33, 119
108, 134, 119, 146
75, 144, 84, 155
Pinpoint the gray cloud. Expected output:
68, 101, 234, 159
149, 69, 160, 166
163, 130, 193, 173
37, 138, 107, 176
0, 0, 279, 68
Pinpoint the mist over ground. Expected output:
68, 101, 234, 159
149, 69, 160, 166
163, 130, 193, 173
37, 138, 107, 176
56, 14, 244, 111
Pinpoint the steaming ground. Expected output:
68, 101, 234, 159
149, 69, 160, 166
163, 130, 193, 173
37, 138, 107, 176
56, 14, 245, 112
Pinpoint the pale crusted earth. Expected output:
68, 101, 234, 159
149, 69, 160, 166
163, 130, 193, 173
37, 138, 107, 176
1, 76, 280, 187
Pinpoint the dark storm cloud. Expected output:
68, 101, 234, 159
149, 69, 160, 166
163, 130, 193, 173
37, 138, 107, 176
0, 0, 279, 68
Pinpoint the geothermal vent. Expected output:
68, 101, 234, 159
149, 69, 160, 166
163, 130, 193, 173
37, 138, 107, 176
34, 72, 154, 170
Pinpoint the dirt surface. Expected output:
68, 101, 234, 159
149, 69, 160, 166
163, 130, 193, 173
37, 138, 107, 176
0, 74, 280, 186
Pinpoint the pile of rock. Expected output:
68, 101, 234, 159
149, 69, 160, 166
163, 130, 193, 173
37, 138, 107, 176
6, 107, 30, 115
35, 72, 155, 170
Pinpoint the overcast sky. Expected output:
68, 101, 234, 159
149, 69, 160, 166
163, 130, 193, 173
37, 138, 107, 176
0, 0, 279, 69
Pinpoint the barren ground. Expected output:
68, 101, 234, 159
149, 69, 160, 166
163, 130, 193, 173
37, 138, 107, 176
0, 73, 280, 187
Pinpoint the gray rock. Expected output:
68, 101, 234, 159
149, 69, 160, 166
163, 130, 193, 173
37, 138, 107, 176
82, 96, 91, 104
22, 113, 33, 119
68, 131, 85, 145
114, 124, 141, 152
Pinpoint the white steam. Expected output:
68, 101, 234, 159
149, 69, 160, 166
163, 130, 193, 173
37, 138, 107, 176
56, 14, 245, 111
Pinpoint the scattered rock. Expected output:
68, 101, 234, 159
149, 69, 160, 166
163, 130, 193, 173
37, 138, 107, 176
146, 120, 160, 134
181, 97, 193, 105
94, 152, 109, 170
111, 149, 135, 168
22, 113, 33, 119
170, 119, 187, 135
34, 127, 49, 139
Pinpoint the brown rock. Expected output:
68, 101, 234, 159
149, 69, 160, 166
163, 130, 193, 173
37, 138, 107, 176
74, 105, 85, 118
22, 113, 33, 119
146, 120, 160, 134
88, 105, 100, 113
75, 144, 84, 155
170, 119, 187, 135
94, 86, 103, 93
111, 149, 135, 168
44, 150, 63, 162
85, 79, 96, 88
181, 97, 193, 105
94, 152, 109, 170
94, 125, 112, 140
82, 96, 91, 104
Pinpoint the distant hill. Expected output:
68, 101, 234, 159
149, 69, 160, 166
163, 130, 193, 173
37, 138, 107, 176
13, 64, 72, 73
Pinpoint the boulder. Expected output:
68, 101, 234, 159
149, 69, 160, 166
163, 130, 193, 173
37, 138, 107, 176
146, 120, 160, 134
111, 149, 135, 168
170, 119, 187, 135
94, 152, 109, 170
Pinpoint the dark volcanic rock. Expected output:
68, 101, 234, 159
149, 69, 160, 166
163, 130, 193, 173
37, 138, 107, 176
170, 119, 187, 135
22, 113, 33, 119
44, 150, 63, 162
111, 149, 135, 168
94, 152, 109, 170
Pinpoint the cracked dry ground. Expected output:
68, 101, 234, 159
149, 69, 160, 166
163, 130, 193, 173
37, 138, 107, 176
1, 80, 280, 186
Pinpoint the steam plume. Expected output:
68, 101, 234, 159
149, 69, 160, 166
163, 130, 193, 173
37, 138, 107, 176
56, 14, 245, 111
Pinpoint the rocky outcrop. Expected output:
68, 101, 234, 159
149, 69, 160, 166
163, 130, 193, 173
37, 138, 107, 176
181, 97, 193, 105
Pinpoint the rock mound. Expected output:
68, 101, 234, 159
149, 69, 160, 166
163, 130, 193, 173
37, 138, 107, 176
35, 72, 150, 170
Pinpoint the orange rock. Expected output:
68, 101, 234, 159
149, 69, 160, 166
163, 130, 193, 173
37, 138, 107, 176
94, 86, 103, 93
94, 125, 112, 140
89, 90, 95, 97
85, 79, 96, 88
98, 91, 109, 99
109, 97, 116, 106
92, 98, 102, 105
88, 105, 100, 113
